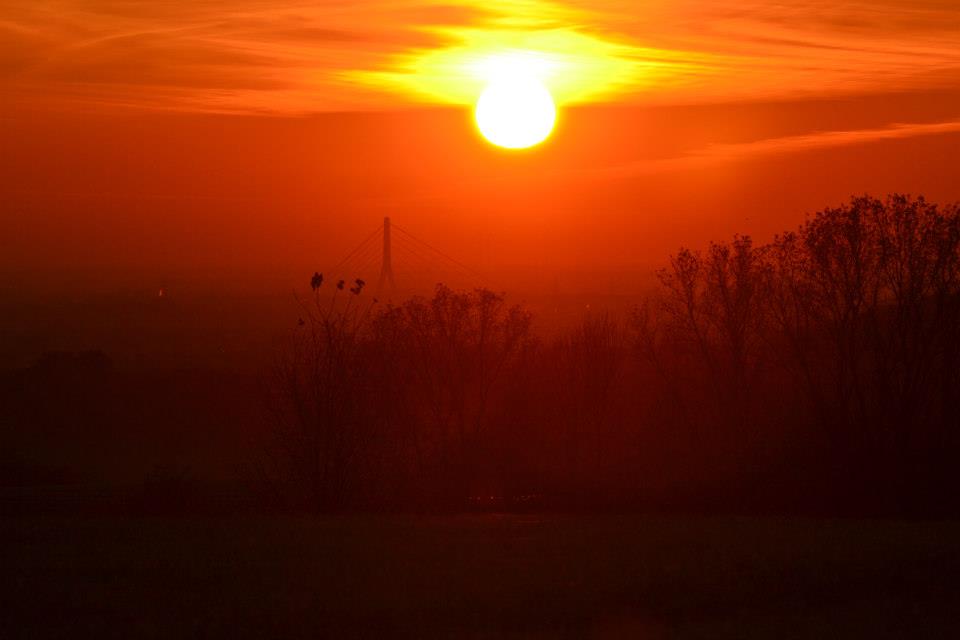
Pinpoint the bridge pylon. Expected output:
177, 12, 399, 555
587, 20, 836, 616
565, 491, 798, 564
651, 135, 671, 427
378, 216, 396, 293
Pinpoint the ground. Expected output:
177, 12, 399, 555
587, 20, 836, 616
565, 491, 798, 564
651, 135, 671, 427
3, 514, 958, 638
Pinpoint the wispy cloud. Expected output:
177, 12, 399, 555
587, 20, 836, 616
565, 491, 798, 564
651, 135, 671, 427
2, 0, 960, 113
604, 118, 960, 177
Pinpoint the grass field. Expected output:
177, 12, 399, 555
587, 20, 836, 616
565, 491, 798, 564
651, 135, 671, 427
3, 514, 958, 638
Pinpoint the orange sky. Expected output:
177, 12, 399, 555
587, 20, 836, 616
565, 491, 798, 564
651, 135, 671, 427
3, 0, 960, 293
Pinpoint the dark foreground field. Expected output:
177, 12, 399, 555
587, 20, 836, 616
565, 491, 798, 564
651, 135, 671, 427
2, 514, 958, 638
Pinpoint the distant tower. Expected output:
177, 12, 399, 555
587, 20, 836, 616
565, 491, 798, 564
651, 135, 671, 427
378, 216, 396, 292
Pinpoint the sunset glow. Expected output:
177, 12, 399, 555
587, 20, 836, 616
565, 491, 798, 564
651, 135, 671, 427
6, 2, 960, 634
474, 56, 557, 148
5, 1, 960, 114
354, 24, 675, 108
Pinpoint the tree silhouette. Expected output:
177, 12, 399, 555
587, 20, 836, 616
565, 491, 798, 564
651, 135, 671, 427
257, 194, 960, 514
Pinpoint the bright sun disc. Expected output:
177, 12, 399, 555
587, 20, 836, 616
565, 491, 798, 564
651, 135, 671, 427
475, 76, 556, 149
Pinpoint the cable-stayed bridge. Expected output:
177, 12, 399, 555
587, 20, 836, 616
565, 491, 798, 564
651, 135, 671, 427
327, 217, 489, 296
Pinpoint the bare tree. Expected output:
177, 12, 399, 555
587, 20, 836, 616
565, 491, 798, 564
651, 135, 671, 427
645, 237, 767, 453
554, 313, 626, 485
394, 285, 532, 501
261, 274, 382, 511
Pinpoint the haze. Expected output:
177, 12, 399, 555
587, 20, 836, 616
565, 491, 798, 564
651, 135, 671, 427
2, 0, 960, 365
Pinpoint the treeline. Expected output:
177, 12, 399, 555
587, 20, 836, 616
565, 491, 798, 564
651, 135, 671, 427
261, 195, 960, 514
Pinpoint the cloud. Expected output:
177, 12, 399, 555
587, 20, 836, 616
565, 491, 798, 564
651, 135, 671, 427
604, 118, 960, 177
3, 0, 960, 113
593, 0, 960, 101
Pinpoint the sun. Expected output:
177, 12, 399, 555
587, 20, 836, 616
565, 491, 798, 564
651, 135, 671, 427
475, 73, 557, 149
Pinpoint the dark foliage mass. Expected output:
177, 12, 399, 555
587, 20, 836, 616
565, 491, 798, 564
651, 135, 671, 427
261, 282, 534, 510
259, 195, 960, 514
3, 194, 959, 515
